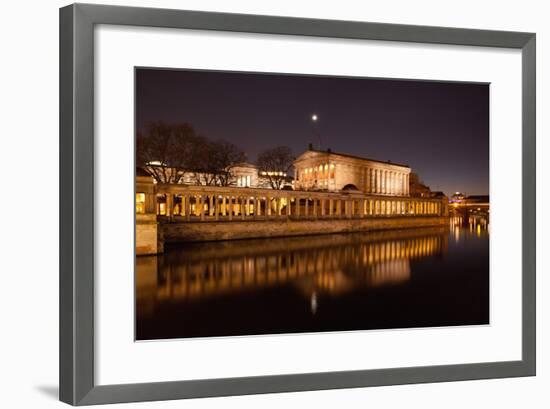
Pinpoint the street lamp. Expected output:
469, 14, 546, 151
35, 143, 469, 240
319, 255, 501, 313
311, 114, 318, 122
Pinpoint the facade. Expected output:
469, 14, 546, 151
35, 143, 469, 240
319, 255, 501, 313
293, 149, 411, 196
135, 168, 159, 255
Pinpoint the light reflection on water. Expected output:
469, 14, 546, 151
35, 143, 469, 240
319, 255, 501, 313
136, 223, 489, 340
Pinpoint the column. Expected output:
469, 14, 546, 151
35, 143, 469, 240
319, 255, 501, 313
305, 198, 309, 218
199, 195, 205, 221
286, 195, 291, 217
209, 196, 214, 216
365, 168, 370, 193
220, 196, 225, 217
329, 198, 333, 217
267, 196, 272, 217
295, 198, 300, 218
313, 198, 318, 219
253, 196, 258, 219
214, 195, 219, 221
321, 198, 326, 217
395, 173, 400, 195
184, 195, 190, 221
336, 199, 341, 217
166, 193, 173, 219
241, 196, 246, 220
365, 168, 373, 193
228, 196, 233, 220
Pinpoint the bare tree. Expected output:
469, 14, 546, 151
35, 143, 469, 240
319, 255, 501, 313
256, 146, 294, 189
212, 140, 247, 186
187, 139, 246, 186
136, 121, 205, 184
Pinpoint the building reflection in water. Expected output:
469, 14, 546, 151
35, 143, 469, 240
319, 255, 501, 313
136, 227, 449, 321
450, 215, 489, 241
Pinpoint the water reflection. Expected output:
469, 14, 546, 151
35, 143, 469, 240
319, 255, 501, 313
137, 228, 447, 312
136, 224, 490, 340
450, 215, 490, 240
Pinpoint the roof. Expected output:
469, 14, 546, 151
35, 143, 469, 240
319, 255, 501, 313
233, 162, 258, 169
296, 149, 410, 168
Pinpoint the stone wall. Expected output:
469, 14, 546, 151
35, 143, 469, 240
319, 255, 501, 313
161, 216, 449, 243
136, 214, 159, 255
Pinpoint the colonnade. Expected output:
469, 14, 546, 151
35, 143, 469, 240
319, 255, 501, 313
151, 186, 444, 221
365, 168, 409, 196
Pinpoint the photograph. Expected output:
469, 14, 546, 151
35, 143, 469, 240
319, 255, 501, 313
134, 68, 490, 340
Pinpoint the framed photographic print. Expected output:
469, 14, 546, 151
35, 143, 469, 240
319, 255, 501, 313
59, 3, 536, 406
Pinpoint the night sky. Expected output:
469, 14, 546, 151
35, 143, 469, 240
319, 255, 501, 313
136, 68, 489, 196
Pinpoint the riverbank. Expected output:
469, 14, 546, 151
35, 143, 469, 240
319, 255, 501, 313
160, 216, 449, 244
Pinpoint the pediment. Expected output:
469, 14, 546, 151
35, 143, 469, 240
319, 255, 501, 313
293, 150, 329, 164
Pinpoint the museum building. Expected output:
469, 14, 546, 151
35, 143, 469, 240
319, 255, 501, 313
293, 148, 411, 196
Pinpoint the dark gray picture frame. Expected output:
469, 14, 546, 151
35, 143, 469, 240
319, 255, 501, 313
59, 3, 536, 406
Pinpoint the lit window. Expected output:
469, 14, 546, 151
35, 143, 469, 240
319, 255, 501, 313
136, 193, 146, 214
159, 202, 166, 216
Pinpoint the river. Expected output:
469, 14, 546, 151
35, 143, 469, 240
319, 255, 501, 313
136, 219, 489, 340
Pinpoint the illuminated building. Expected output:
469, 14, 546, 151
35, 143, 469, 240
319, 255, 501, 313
293, 147, 411, 195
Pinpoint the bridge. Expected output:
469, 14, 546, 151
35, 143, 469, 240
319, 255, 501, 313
449, 196, 489, 226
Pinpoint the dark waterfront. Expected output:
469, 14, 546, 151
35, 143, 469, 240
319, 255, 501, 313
136, 220, 489, 340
